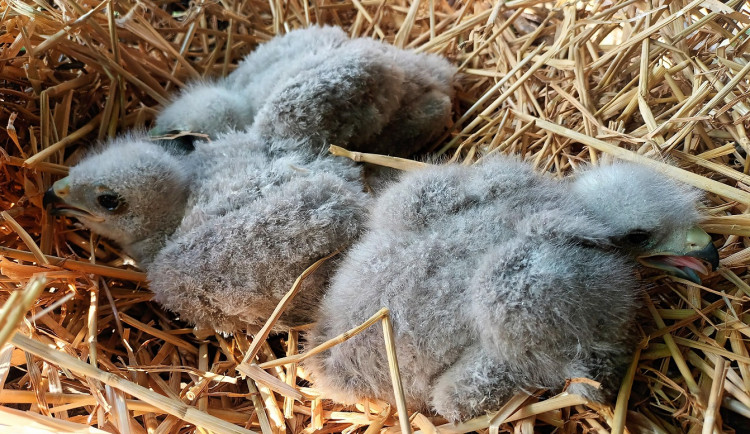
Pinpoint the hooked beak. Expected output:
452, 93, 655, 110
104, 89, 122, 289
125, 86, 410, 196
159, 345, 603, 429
638, 226, 719, 284
149, 128, 205, 152
44, 177, 105, 222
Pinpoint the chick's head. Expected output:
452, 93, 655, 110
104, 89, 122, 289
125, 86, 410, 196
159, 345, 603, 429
44, 137, 191, 263
572, 163, 719, 283
150, 83, 250, 143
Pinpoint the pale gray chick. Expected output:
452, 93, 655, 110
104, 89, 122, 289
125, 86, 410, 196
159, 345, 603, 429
304, 158, 718, 422
44, 129, 370, 332
152, 26, 456, 156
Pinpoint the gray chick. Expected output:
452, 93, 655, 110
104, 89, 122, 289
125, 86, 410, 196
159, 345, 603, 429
44, 129, 370, 332
304, 157, 719, 422
152, 26, 456, 156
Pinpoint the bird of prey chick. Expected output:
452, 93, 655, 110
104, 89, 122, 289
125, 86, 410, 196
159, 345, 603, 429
44, 129, 370, 332
151, 26, 456, 156
304, 158, 719, 422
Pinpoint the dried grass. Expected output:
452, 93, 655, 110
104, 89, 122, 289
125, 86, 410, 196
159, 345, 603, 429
2, 0, 750, 432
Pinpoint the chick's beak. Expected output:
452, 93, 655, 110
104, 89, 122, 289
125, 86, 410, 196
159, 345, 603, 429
684, 227, 720, 270
638, 226, 719, 284
149, 129, 200, 152
44, 177, 105, 222
43, 177, 70, 210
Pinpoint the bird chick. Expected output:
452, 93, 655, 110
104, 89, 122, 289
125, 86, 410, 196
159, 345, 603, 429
304, 158, 719, 422
152, 26, 456, 156
45, 129, 370, 332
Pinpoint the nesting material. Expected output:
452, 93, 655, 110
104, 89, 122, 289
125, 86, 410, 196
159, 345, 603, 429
1, 1, 750, 433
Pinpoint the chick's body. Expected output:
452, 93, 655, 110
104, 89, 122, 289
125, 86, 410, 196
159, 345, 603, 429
154, 26, 456, 156
306, 157, 710, 421
149, 131, 369, 331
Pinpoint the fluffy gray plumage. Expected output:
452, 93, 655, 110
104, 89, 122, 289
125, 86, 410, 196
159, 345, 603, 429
304, 158, 716, 422
152, 26, 456, 156
47, 130, 369, 332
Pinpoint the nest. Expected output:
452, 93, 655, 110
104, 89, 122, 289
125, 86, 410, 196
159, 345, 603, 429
1, 0, 750, 432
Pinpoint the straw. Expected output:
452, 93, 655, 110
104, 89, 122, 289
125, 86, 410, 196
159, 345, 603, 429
3, 0, 750, 432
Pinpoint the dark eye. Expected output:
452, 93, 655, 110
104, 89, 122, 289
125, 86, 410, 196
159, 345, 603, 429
622, 230, 650, 246
97, 193, 124, 212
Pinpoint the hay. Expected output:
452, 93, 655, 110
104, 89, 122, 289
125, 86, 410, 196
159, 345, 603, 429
1, 0, 750, 432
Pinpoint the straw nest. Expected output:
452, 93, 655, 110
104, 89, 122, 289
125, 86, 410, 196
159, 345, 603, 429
1, 0, 750, 432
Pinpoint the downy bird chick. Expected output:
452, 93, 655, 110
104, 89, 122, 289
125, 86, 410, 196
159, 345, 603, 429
304, 158, 719, 422
151, 26, 456, 156
44, 130, 370, 332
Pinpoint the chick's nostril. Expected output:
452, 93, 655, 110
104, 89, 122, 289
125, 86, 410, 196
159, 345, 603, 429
52, 177, 71, 197
684, 226, 712, 252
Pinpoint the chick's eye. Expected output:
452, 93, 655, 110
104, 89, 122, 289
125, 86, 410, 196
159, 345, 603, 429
97, 193, 124, 212
623, 230, 650, 246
